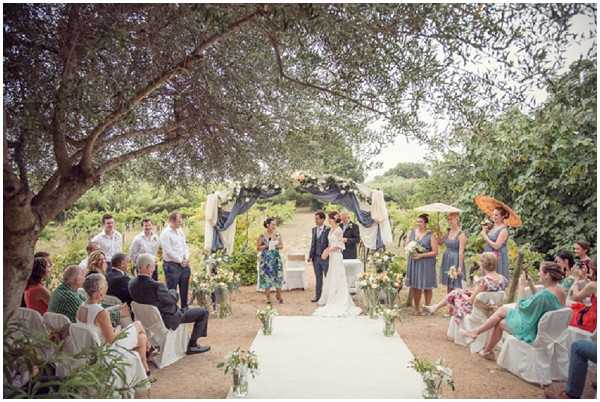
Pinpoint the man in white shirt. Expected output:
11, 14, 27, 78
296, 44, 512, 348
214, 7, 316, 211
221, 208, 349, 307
79, 241, 100, 270
128, 218, 160, 279
91, 214, 123, 271
160, 211, 191, 309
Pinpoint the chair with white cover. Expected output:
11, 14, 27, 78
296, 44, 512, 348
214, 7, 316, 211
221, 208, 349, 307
131, 301, 190, 368
497, 307, 572, 385
285, 254, 307, 290
447, 291, 505, 352
521, 284, 545, 299
12, 307, 47, 335
555, 325, 597, 379
43, 312, 72, 377
68, 323, 149, 397
102, 294, 122, 306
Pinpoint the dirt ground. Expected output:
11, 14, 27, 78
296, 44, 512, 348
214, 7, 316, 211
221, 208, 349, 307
148, 210, 596, 399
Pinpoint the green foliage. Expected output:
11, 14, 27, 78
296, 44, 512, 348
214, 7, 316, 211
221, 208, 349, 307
3, 321, 147, 398
382, 162, 429, 179
226, 252, 258, 286
420, 60, 597, 256
369, 176, 427, 208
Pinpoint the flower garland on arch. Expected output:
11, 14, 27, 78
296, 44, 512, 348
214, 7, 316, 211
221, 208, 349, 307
218, 181, 282, 205
291, 172, 370, 204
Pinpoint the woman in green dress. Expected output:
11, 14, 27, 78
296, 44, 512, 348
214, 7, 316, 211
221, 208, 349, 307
463, 262, 566, 360
257, 217, 285, 305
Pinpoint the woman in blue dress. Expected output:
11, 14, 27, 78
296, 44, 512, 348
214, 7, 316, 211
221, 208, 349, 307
439, 212, 467, 315
481, 207, 510, 280
256, 217, 284, 304
406, 214, 439, 315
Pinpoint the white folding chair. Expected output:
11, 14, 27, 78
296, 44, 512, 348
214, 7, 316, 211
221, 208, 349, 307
447, 291, 505, 352
68, 323, 149, 396
497, 307, 572, 385
131, 301, 190, 368
285, 254, 307, 290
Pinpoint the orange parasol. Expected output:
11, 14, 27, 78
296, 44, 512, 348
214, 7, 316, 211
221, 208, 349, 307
474, 195, 522, 228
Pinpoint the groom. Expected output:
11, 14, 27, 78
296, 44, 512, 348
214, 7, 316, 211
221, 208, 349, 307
308, 210, 329, 303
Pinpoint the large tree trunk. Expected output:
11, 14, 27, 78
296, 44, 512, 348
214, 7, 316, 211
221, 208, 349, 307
3, 189, 40, 318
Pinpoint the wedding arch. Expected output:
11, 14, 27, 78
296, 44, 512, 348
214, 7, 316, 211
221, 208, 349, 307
203, 173, 394, 255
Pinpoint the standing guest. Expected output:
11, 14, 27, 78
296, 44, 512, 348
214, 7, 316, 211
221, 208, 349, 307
573, 240, 593, 276
107, 253, 133, 306
463, 262, 566, 360
48, 265, 86, 323
86, 250, 108, 276
439, 213, 467, 309
24, 257, 52, 315
129, 254, 210, 355
481, 207, 510, 279
425, 252, 508, 319
568, 258, 596, 333
160, 211, 191, 309
406, 214, 438, 315
257, 217, 285, 305
78, 273, 151, 375
128, 218, 160, 279
79, 242, 100, 270
91, 214, 123, 271
340, 212, 360, 260
544, 339, 597, 399
308, 211, 330, 303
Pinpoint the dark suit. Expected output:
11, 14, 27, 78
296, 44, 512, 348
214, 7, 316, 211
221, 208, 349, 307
129, 275, 209, 347
341, 221, 360, 259
309, 225, 330, 300
107, 268, 133, 305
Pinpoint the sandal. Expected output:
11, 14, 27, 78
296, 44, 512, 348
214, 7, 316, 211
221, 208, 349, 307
478, 350, 496, 361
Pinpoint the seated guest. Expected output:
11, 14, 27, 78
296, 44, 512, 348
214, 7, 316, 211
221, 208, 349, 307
34, 251, 53, 266
48, 265, 86, 322
569, 258, 596, 333
463, 262, 566, 360
555, 250, 578, 291
86, 250, 108, 276
77, 273, 151, 375
424, 252, 508, 320
79, 242, 100, 270
544, 339, 597, 399
573, 240, 593, 276
129, 253, 211, 355
107, 253, 133, 305
24, 257, 52, 315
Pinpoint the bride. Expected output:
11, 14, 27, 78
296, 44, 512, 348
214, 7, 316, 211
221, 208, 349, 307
313, 211, 362, 317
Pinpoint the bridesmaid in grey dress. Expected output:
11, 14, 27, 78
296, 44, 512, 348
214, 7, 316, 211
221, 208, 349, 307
482, 207, 510, 279
406, 214, 439, 315
440, 212, 467, 291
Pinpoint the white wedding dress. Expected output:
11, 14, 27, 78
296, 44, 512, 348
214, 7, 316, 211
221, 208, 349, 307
313, 227, 362, 317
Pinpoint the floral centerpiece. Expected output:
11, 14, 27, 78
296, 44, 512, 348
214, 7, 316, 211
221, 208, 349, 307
369, 250, 396, 273
203, 250, 233, 275
217, 348, 259, 398
380, 306, 400, 337
408, 357, 455, 399
357, 272, 381, 318
212, 269, 241, 318
191, 271, 214, 309
381, 270, 404, 306
405, 240, 426, 258
256, 306, 278, 335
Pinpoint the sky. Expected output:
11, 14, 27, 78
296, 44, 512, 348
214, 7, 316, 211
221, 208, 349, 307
365, 11, 597, 181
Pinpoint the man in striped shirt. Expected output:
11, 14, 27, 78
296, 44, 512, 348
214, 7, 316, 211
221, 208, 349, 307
48, 265, 86, 322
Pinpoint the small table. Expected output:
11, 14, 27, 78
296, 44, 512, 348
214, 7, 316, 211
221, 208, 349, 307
343, 259, 363, 294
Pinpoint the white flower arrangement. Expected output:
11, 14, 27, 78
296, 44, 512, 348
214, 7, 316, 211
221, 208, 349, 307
408, 357, 455, 399
405, 240, 426, 258
217, 348, 259, 377
447, 265, 460, 280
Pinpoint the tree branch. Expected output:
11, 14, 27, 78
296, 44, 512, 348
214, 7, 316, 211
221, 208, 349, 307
51, 4, 81, 175
79, 7, 265, 175
267, 33, 389, 118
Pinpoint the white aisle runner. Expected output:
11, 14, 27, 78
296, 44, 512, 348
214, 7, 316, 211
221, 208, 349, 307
231, 316, 425, 398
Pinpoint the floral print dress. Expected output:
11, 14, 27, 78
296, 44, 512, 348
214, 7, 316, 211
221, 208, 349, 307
258, 233, 284, 290
446, 275, 509, 321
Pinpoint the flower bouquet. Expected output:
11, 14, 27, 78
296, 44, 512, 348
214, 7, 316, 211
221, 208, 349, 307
405, 240, 426, 258
408, 357, 455, 399
381, 306, 400, 337
203, 250, 233, 275
447, 265, 462, 281
217, 348, 259, 398
256, 306, 278, 335
369, 250, 396, 273
212, 269, 241, 318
